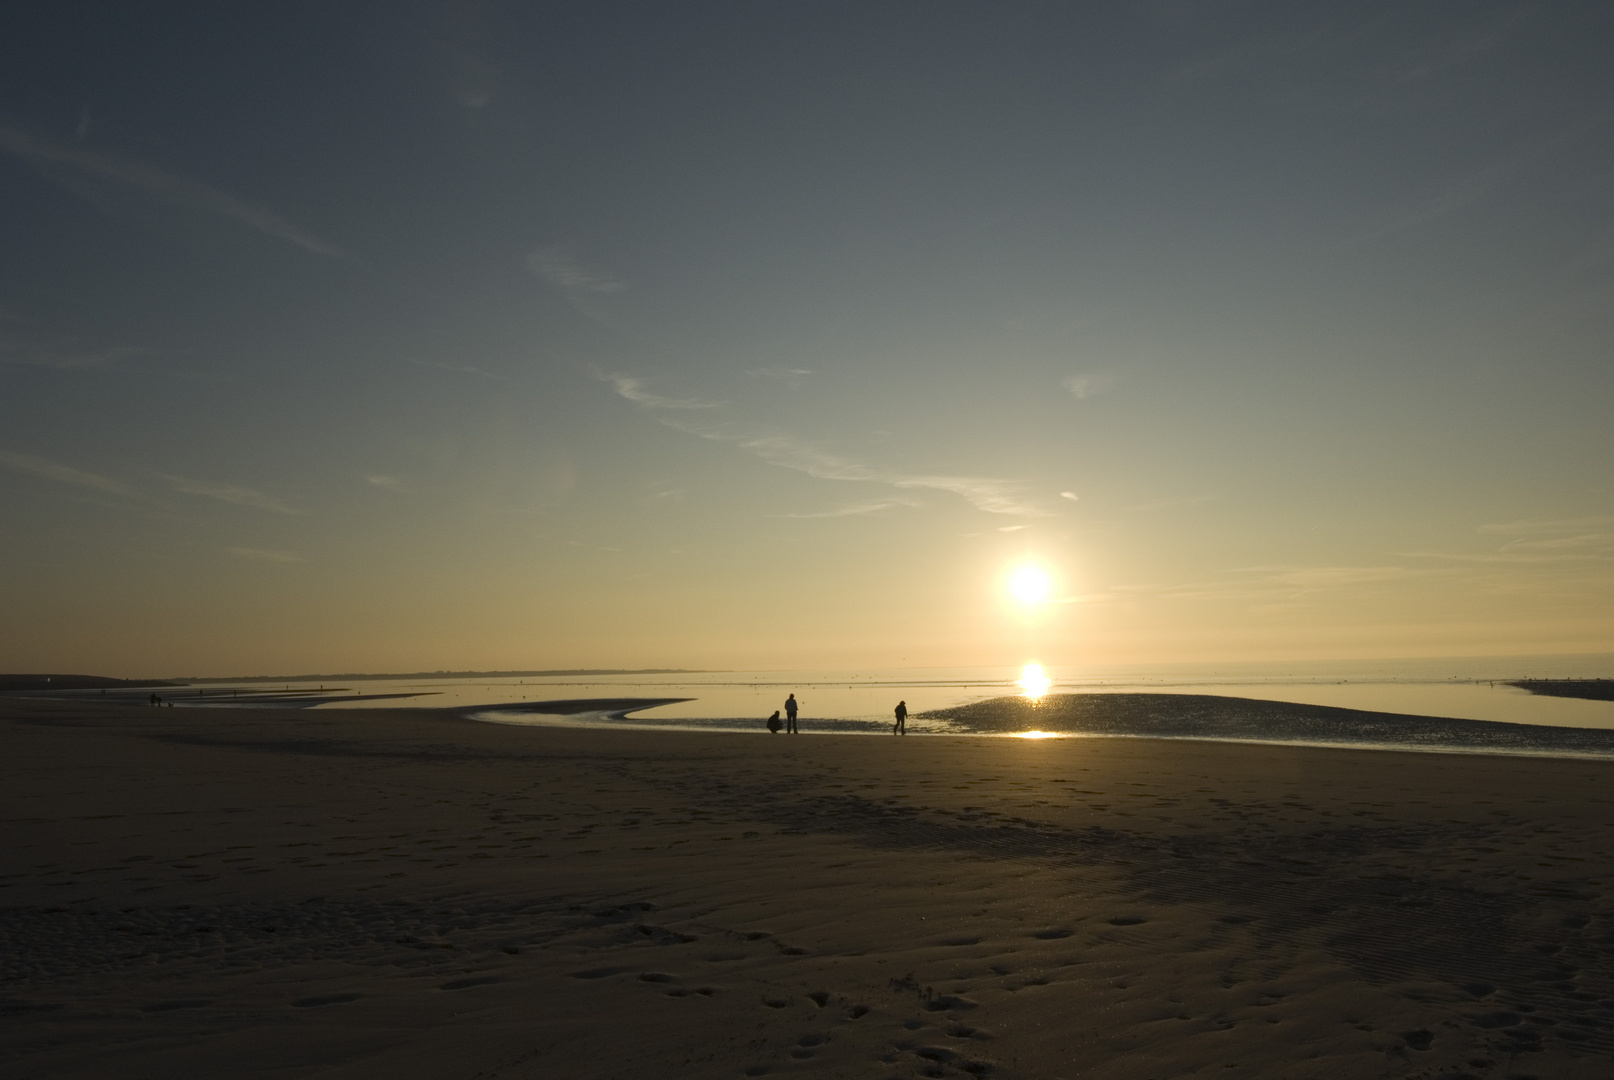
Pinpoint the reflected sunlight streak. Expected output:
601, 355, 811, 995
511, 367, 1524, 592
1019, 662, 1051, 699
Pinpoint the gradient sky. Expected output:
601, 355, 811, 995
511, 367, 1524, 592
3, 1, 1612, 677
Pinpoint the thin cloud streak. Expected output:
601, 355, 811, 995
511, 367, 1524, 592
768, 498, 920, 519
1346, 125, 1594, 246
1479, 515, 1614, 535
162, 474, 301, 515
1062, 372, 1116, 400
0, 125, 349, 258
607, 373, 723, 410
606, 372, 1051, 517
684, 422, 1049, 517
1401, 516, 1614, 565
529, 246, 625, 294
0, 336, 155, 371
1107, 563, 1441, 605
745, 367, 813, 384
0, 450, 144, 500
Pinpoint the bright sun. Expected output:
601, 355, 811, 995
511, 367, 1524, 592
1008, 565, 1052, 605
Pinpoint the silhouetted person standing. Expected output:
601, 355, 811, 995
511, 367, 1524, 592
893, 700, 907, 735
785, 693, 799, 734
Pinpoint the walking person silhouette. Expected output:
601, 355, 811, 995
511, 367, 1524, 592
893, 700, 907, 735
785, 693, 799, 734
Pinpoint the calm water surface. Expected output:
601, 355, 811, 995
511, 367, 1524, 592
261, 654, 1614, 732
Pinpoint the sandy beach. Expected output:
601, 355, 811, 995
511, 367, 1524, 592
5, 697, 1614, 1079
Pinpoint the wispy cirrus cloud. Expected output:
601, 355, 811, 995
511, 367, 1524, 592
768, 497, 921, 519
605, 372, 1051, 517
530, 247, 633, 331
1479, 515, 1614, 537
161, 475, 300, 515
746, 366, 813, 384
1062, 372, 1117, 400
0, 335, 155, 371
529, 246, 625, 295
1403, 516, 1614, 565
608, 373, 723, 410
684, 426, 1049, 515
0, 125, 349, 258
1114, 563, 1437, 605
364, 474, 409, 493
0, 450, 145, 500
1346, 126, 1590, 246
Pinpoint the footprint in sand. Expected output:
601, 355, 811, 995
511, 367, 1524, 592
291, 993, 360, 1008
570, 966, 635, 979
921, 994, 978, 1013
1031, 928, 1071, 939
439, 976, 501, 990
791, 1032, 829, 1059
914, 1045, 995, 1075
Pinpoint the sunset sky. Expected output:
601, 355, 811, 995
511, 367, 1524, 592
3, 2, 1612, 677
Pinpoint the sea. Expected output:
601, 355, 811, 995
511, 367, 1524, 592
92, 652, 1612, 752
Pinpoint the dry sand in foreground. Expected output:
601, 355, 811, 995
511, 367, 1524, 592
4, 698, 1614, 1080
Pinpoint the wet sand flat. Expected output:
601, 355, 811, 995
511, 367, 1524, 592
4, 698, 1614, 1079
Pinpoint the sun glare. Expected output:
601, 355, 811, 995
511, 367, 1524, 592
1008, 565, 1052, 605
1019, 662, 1051, 699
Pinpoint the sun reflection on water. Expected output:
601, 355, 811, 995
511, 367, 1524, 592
1019, 662, 1051, 699
1012, 729, 1060, 739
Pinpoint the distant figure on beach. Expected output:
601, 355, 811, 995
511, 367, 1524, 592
767, 710, 782, 734
785, 693, 799, 734
893, 700, 907, 735
148, 693, 157, 706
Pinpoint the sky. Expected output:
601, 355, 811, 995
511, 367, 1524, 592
2, 1, 1612, 677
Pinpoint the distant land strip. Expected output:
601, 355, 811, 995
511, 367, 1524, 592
0, 675, 184, 692
177, 669, 710, 684
1509, 679, 1614, 702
